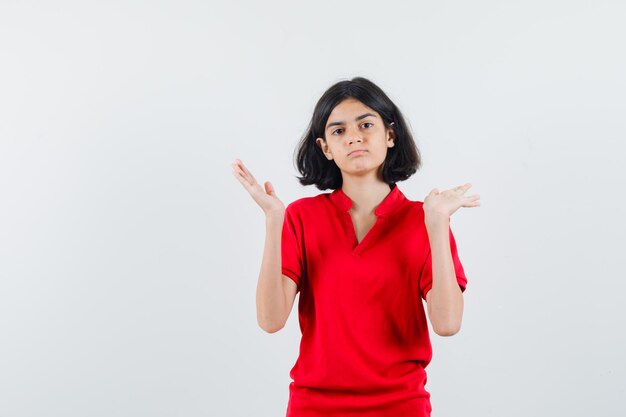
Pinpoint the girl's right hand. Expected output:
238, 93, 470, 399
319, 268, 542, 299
231, 159, 285, 216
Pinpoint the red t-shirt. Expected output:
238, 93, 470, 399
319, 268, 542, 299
281, 183, 467, 417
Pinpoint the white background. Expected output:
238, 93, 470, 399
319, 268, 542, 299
1, 1, 624, 416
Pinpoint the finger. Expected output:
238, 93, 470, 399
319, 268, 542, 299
232, 169, 253, 189
461, 196, 480, 204
232, 159, 244, 172
265, 181, 276, 196
232, 159, 248, 175
231, 165, 248, 183
466, 195, 480, 205
237, 160, 255, 178
453, 184, 472, 195
233, 161, 258, 186
233, 169, 257, 192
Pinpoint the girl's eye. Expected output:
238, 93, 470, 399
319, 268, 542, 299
332, 123, 373, 135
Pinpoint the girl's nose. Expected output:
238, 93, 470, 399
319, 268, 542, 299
345, 126, 363, 143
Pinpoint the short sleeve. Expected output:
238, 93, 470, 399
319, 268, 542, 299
420, 224, 468, 301
281, 203, 304, 292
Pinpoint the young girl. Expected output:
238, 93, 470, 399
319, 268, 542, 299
231, 77, 480, 417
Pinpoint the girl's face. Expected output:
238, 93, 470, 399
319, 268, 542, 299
316, 98, 395, 180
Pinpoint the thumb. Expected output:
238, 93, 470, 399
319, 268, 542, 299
265, 181, 276, 196
429, 188, 439, 195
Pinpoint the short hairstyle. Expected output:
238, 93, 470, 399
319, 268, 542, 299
294, 76, 421, 190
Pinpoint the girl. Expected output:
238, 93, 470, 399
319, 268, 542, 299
231, 77, 480, 417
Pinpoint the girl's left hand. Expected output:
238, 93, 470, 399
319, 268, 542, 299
423, 183, 480, 221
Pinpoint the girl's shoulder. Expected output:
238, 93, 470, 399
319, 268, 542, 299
286, 189, 426, 219
285, 191, 333, 214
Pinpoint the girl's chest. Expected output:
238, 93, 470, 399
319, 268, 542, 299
350, 211, 377, 245
301, 210, 430, 283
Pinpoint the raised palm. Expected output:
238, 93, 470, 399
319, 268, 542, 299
231, 159, 285, 215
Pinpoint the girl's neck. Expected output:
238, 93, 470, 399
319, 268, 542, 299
341, 177, 392, 216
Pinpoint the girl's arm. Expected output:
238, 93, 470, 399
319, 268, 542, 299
425, 215, 464, 336
230, 159, 296, 334
422, 183, 478, 336
256, 211, 297, 333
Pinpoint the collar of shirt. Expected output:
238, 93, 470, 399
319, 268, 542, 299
329, 183, 407, 217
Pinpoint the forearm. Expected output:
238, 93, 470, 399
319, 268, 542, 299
256, 211, 287, 333
426, 216, 464, 336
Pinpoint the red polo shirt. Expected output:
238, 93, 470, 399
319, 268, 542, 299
281, 183, 467, 417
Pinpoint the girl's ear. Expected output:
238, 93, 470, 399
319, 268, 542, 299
316, 137, 333, 160
387, 129, 395, 148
